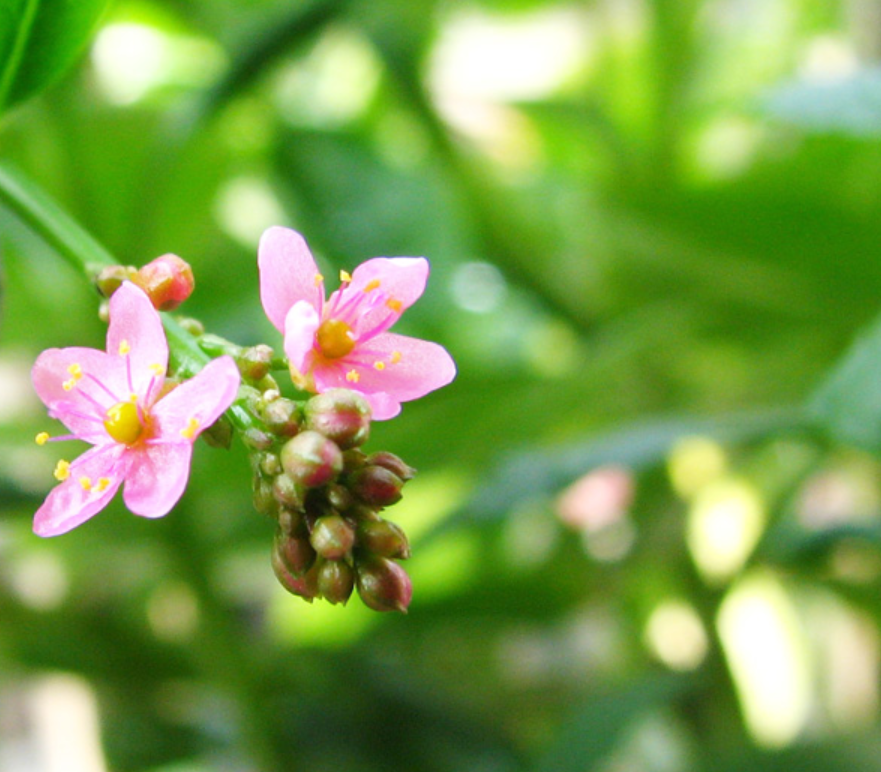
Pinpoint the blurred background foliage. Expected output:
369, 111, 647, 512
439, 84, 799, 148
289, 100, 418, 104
3, 0, 881, 769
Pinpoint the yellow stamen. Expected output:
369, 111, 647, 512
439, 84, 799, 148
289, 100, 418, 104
129, 393, 138, 403
104, 401, 144, 445
390, 351, 402, 364
67, 363, 83, 378
62, 378, 77, 391
364, 279, 381, 293
346, 369, 360, 383
118, 340, 131, 355
53, 460, 71, 481
340, 269, 352, 283
316, 319, 356, 359
386, 298, 403, 313
79, 477, 93, 492
95, 477, 112, 492
180, 417, 200, 440
314, 273, 324, 286
373, 361, 386, 371
35, 432, 50, 446
149, 363, 165, 376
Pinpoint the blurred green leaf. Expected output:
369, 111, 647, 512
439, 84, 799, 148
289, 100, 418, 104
0, 0, 111, 114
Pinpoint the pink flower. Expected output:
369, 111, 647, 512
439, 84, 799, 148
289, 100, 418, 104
258, 226, 456, 420
31, 282, 241, 537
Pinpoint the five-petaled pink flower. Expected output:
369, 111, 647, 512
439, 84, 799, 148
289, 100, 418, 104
258, 226, 456, 420
32, 282, 241, 537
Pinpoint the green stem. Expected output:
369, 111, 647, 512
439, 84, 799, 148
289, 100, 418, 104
0, 0, 41, 115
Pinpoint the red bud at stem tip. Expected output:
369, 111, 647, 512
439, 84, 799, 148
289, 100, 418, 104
356, 556, 413, 613
131, 253, 195, 310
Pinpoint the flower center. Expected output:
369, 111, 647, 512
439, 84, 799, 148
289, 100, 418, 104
104, 400, 144, 445
317, 319, 356, 359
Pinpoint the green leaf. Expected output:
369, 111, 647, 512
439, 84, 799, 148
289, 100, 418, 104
0, 0, 111, 114
810, 307, 881, 453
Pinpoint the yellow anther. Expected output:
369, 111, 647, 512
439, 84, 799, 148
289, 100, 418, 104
373, 361, 386, 371
149, 363, 165, 376
35, 432, 50, 446
314, 273, 324, 286
346, 369, 361, 383
390, 351, 402, 364
79, 477, 93, 492
118, 340, 131, 356
180, 417, 200, 440
62, 378, 77, 391
104, 401, 143, 445
129, 393, 139, 403
317, 319, 356, 359
67, 363, 83, 378
364, 279, 381, 293
386, 298, 403, 313
340, 269, 352, 283
95, 477, 112, 492
53, 460, 71, 481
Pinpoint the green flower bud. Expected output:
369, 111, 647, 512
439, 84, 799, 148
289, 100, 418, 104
343, 448, 368, 474
272, 545, 319, 601
310, 514, 356, 560
365, 451, 416, 482
200, 414, 233, 449
252, 477, 277, 515
349, 465, 404, 507
258, 452, 282, 477
274, 528, 316, 576
237, 344, 274, 381
95, 264, 136, 298
280, 431, 343, 488
317, 559, 355, 605
243, 427, 275, 451
326, 483, 354, 512
178, 317, 205, 336
304, 389, 372, 450
357, 519, 410, 559
356, 556, 412, 613
272, 473, 305, 509
260, 397, 302, 438
277, 506, 306, 535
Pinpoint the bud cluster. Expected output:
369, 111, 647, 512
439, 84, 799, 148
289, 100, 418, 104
96, 254, 195, 311
247, 386, 415, 613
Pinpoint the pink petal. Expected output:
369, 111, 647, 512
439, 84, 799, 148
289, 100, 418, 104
283, 300, 320, 376
32, 347, 129, 441
150, 356, 240, 439
123, 442, 192, 517
313, 332, 456, 420
33, 444, 126, 537
258, 227, 323, 332
105, 282, 169, 396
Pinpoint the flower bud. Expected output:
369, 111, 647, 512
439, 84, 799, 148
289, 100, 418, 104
95, 265, 136, 298
252, 477, 277, 515
131, 253, 195, 310
272, 473, 305, 509
357, 519, 410, 559
272, 545, 319, 601
258, 452, 282, 477
280, 431, 343, 488
356, 556, 412, 613
304, 389, 371, 449
349, 465, 404, 507
310, 513, 355, 560
237, 345, 274, 381
260, 397, 302, 438
274, 528, 316, 576
317, 559, 355, 605
343, 448, 367, 474
326, 483, 354, 512
365, 451, 416, 482
200, 414, 233, 449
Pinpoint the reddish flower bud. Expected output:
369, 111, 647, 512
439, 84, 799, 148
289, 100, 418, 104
274, 528, 316, 576
317, 559, 355, 605
272, 473, 305, 509
365, 451, 416, 482
310, 513, 356, 560
237, 345, 274, 381
272, 545, 319, 601
131, 253, 195, 310
349, 465, 404, 507
304, 389, 371, 450
356, 556, 412, 613
260, 397, 302, 438
357, 518, 410, 559
280, 431, 343, 488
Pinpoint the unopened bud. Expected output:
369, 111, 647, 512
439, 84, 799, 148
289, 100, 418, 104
317, 559, 355, 605
310, 514, 355, 560
343, 448, 368, 474
366, 451, 416, 482
243, 427, 274, 451
272, 546, 319, 601
274, 528, 316, 576
131, 253, 195, 310
357, 519, 410, 559
258, 452, 282, 477
272, 473, 305, 509
356, 556, 412, 613
237, 345, 274, 381
95, 265, 136, 298
326, 483, 354, 512
349, 465, 404, 507
252, 477, 276, 515
200, 415, 233, 449
304, 389, 371, 449
280, 431, 343, 488
260, 397, 302, 438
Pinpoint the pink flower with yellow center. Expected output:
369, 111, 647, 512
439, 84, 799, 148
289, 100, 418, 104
31, 282, 240, 537
258, 226, 456, 420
